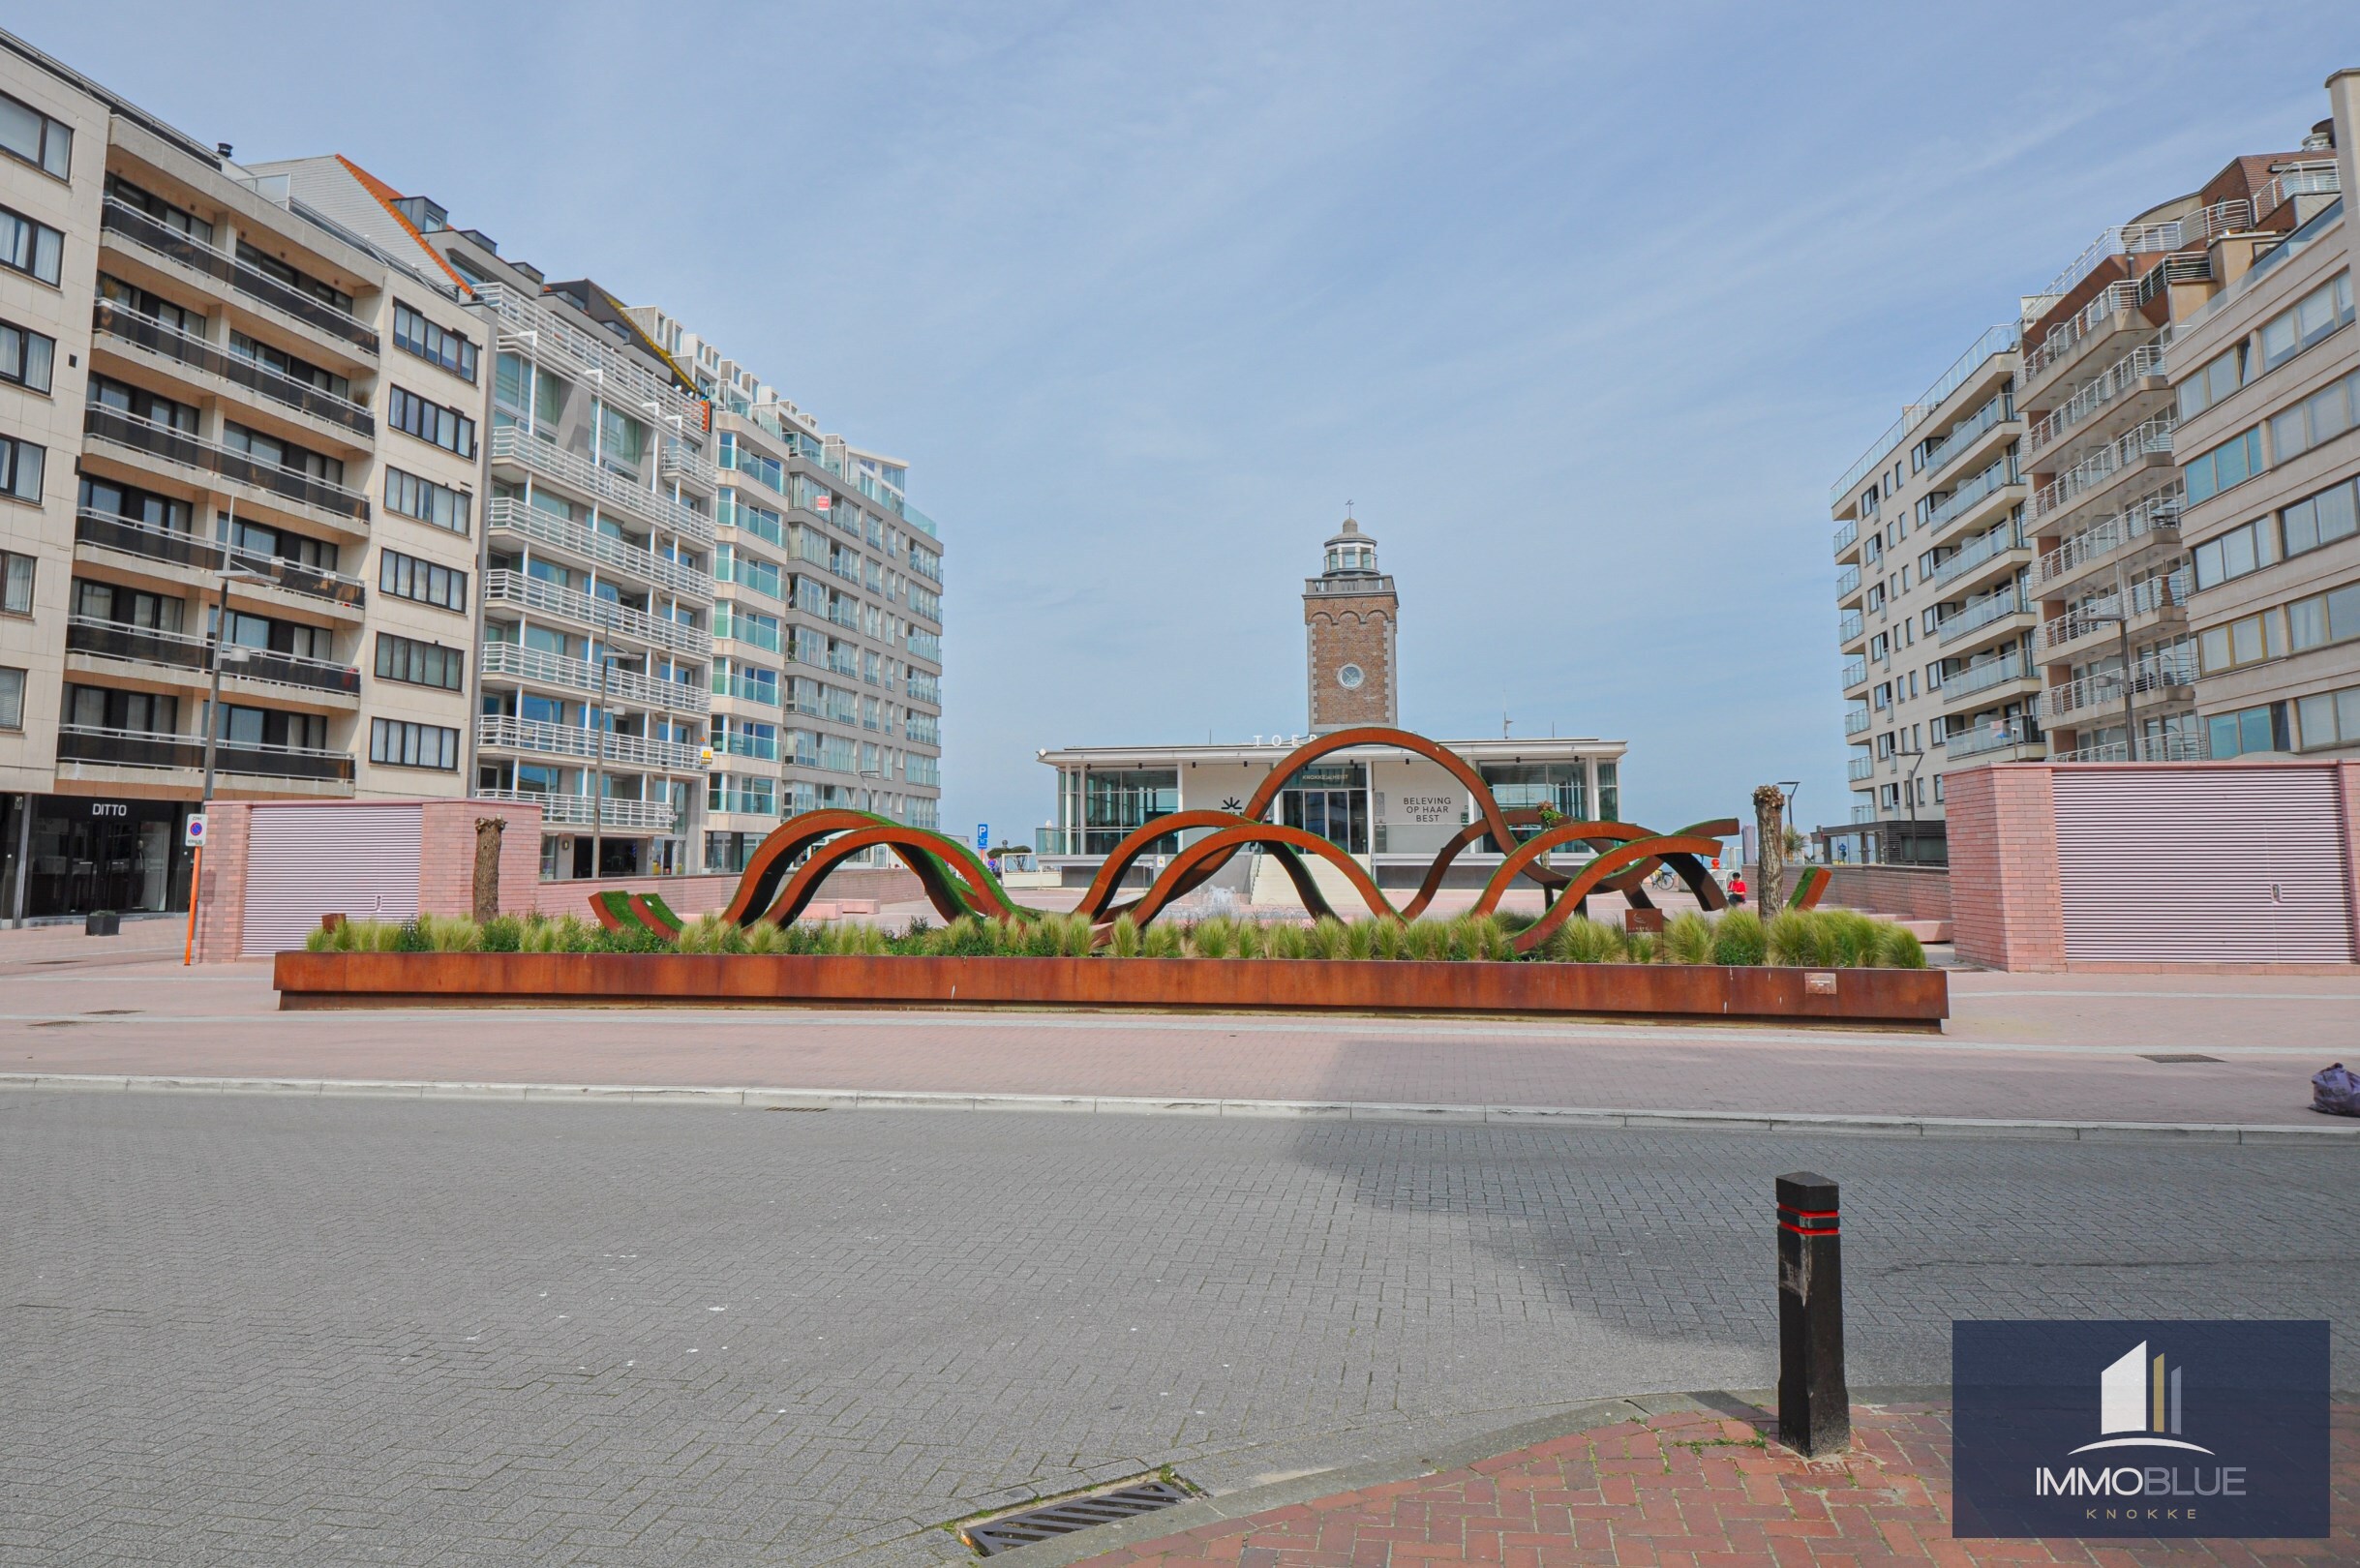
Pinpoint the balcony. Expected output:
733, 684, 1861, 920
2024, 332, 2169, 461
1944, 652, 2037, 702
1841, 656, 1866, 689
2053, 732, 2212, 763
475, 786, 678, 832
660, 440, 718, 492
1921, 393, 2012, 476
1947, 716, 2044, 760
471, 283, 706, 441
99, 197, 378, 354
83, 406, 370, 525
2022, 280, 2144, 390
1838, 610, 1863, 646
485, 498, 711, 601
1938, 587, 2029, 648
478, 641, 709, 715
1832, 518, 1859, 557
2255, 160, 2340, 225
2028, 415, 2174, 525
2043, 654, 2195, 720
488, 426, 714, 550
56, 723, 354, 785
65, 616, 359, 698
1845, 706, 1871, 737
1828, 323, 2021, 506
1835, 564, 1861, 598
476, 713, 705, 772
1846, 755, 1874, 782
2042, 573, 2191, 654
74, 510, 366, 610
2037, 493, 2180, 588
1927, 455, 2020, 533
92, 301, 375, 437
483, 568, 712, 660
1930, 523, 2026, 590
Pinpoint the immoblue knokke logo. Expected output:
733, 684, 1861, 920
1952, 1320, 2327, 1539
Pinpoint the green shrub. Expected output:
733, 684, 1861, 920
1344, 920, 1377, 960
903, 916, 933, 943
1405, 920, 1450, 961
391, 919, 433, 953
1265, 922, 1310, 960
1309, 917, 1347, 960
1710, 908, 1767, 966
1190, 919, 1234, 960
1663, 912, 1713, 965
1233, 920, 1267, 959
1372, 919, 1408, 960
1821, 910, 1879, 968
1141, 920, 1185, 958
1108, 914, 1142, 957
1874, 922, 1927, 969
479, 914, 525, 953
1625, 931, 1658, 963
1552, 918, 1622, 964
1056, 914, 1096, 957
1764, 909, 1823, 967
591, 921, 673, 953
743, 920, 790, 954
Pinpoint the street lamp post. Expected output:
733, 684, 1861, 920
589, 654, 612, 882
184, 544, 273, 965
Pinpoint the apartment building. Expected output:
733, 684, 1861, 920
0, 35, 480, 922
2169, 75, 2360, 759
628, 310, 945, 871
1827, 106, 2347, 859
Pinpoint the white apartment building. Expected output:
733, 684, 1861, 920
1827, 118, 2344, 861
0, 33, 480, 921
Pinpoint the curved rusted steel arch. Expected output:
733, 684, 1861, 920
1128, 824, 1396, 929
1472, 822, 1726, 922
1588, 817, 1740, 910
715, 809, 893, 924
755, 823, 1032, 929
703, 811, 1040, 929
1789, 865, 1832, 911
1072, 810, 1256, 922
1508, 833, 1727, 954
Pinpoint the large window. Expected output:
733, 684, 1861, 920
384, 467, 470, 534
719, 433, 784, 492
1480, 762, 1588, 823
0, 90, 71, 178
716, 544, 781, 599
370, 717, 459, 770
0, 316, 53, 392
89, 374, 197, 432
388, 385, 476, 458
2, 549, 30, 615
2264, 365, 2360, 466
2256, 271, 2353, 375
225, 422, 340, 482
2284, 581, 2360, 655
2177, 344, 2247, 420
235, 242, 352, 314
2192, 516, 2280, 590
2198, 608, 2283, 675
2281, 475, 2360, 559
713, 600, 780, 651
2181, 426, 2262, 504
0, 202, 61, 285
391, 303, 477, 381
2296, 685, 2360, 751
378, 548, 467, 613
0, 434, 43, 502
2206, 702, 2287, 760
0, 665, 21, 729
375, 631, 465, 691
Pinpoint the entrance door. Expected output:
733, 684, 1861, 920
1282, 789, 1366, 854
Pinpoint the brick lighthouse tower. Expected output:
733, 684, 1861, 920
1303, 517, 1398, 734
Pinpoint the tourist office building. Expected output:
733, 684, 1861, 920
0, 30, 944, 921
1036, 522, 1627, 894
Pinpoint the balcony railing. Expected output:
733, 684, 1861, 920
2023, 280, 2144, 385
475, 786, 679, 832
477, 640, 710, 714
1841, 657, 1866, 688
484, 498, 711, 601
1938, 586, 2027, 647
1838, 610, 1863, 644
2038, 492, 2181, 586
65, 615, 359, 696
1845, 707, 1871, 737
1846, 756, 1874, 781
470, 283, 706, 439
1921, 393, 2010, 476
1947, 716, 2043, 759
483, 568, 712, 660
1834, 564, 1861, 599
2022, 211, 2244, 328
1947, 652, 2036, 699
2043, 654, 2195, 718
57, 723, 354, 783
74, 509, 366, 609
2255, 160, 2340, 223
659, 440, 718, 492
488, 425, 714, 549
1928, 455, 2019, 531
1930, 522, 2025, 588
93, 301, 375, 435
2028, 415, 2174, 523
84, 405, 369, 523
2041, 576, 2190, 654
2053, 732, 2212, 763
1831, 518, 1859, 557
1828, 324, 2021, 506
99, 197, 378, 353
2024, 331, 2170, 459
476, 713, 705, 772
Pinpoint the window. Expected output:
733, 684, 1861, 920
106, 175, 212, 243
713, 601, 780, 651
224, 422, 339, 481
2181, 426, 2263, 504
0, 665, 20, 729
2296, 685, 2360, 751
2256, 271, 2353, 374
2280, 476, 2359, 561
0, 90, 71, 178
0, 202, 61, 285
375, 631, 465, 691
0, 434, 42, 502
719, 433, 785, 492
227, 331, 348, 400
717, 489, 783, 546
0, 317, 53, 392
716, 545, 781, 600
370, 717, 459, 770
236, 242, 353, 314
378, 548, 467, 612
2177, 344, 2248, 420
2, 549, 29, 614
2198, 608, 2283, 674
2284, 581, 2360, 654
2265, 366, 2359, 464
88, 374, 198, 432
384, 467, 470, 534
2192, 516, 2280, 589
391, 303, 477, 381
388, 386, 476, 457
2205, 702, 2287, 759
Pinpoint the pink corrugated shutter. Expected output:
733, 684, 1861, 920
241, 804, 424, 954
2052, 768, 2354, 962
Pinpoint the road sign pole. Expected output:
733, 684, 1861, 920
182, 842, 202, 966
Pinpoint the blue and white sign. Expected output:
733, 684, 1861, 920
183, 815, 207, 848
976, 824, 989, 850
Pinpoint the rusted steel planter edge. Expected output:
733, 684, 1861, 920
274, 952, 1949, 1024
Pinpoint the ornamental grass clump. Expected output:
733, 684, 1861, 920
1372, 918, 1408, 961
1141, 920, 1185, 958
1551, 917, 1624, 964
1232, 920, 1267, 959
1405, 920, 1450, 962
1108, 914, 1143, 957
1189, 919, 1235, 960
1266, 922, 1311, 960
1764, 909, 1826, 968
1344, 919, 1377, 960
1662, 911, 1713, 965
1875, 922, 1926, 969
1709, 908, 1767, 966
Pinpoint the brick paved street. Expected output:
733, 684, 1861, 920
1, 1092, 2350, 1565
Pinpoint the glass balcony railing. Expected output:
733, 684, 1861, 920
1838, 610, 1864, 644
100, 198, 378, 353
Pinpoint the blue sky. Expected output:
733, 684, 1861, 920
20, 2, 2360, 841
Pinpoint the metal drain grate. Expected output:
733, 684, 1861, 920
965, 1478, 1194, 1555
2140, 1053, 2223, 1064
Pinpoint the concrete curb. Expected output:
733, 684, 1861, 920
974, 1386, 1949, 1566
3, 1073, 2354, 1143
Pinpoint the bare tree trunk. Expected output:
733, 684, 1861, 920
472, 817, 506, 924
1752, 784, 1787, 920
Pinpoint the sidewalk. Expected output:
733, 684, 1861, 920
1036, 1398, 2358, 1567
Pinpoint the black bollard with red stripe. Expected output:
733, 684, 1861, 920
1775, 1171, 1850, 1457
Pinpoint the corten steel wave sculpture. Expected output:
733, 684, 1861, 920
590, 728, 1737, 950
1789, 865, 1832, 911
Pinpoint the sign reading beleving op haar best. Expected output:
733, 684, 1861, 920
1952, 1320, 2329, 1538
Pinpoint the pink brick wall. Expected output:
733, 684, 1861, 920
192, 799, 252, 964
416, 801, 543, 918
1945, 765, 2067, 972
1819, 865, 1952, 921
529, 864, 923, 920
